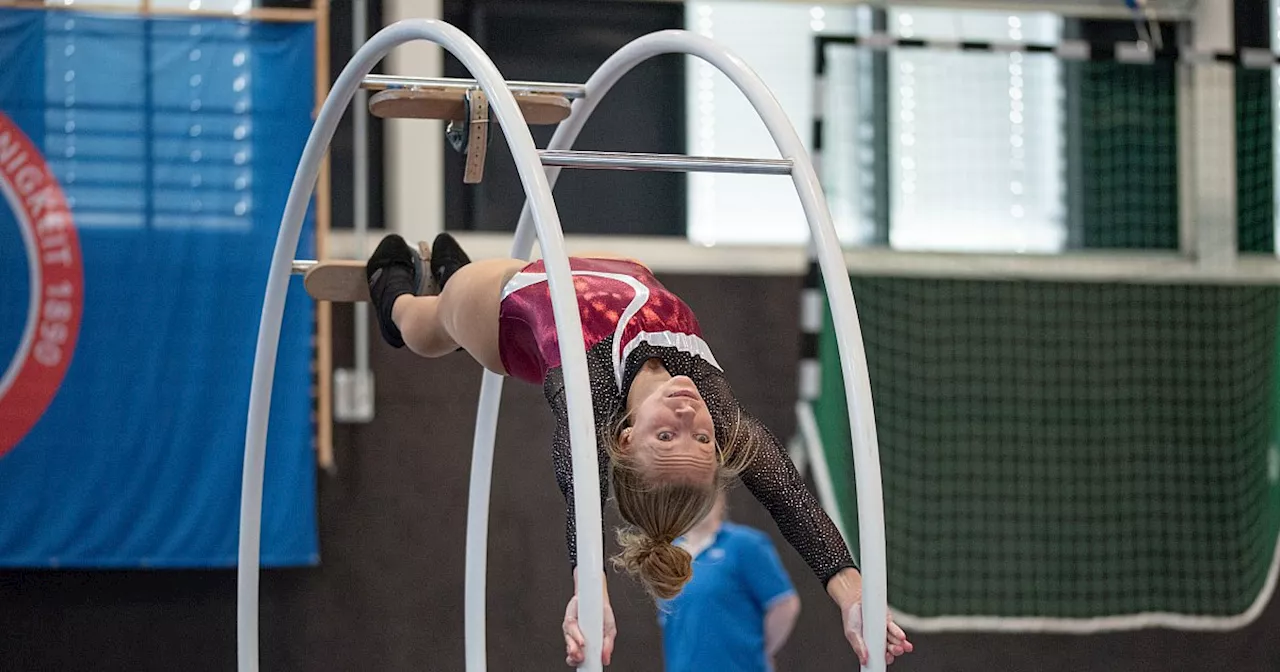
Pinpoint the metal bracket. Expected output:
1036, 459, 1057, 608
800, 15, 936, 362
334, 368, 376, 424
445, 88, 491, 184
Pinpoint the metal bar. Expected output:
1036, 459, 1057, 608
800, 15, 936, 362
836, 248, 1280, 285
323, 230, 1280, 285
291, 260, 317, 274
868, 10, 892, 245
1063, 18, 1087, 249
1185, 0, 1238, 269
538, 150, 793, 175
828, 0, 1197, 22
361, 74, 587, 98
818, 32, 1280, 68
352, 0, 370, 384
313, 0, 335, 470
1177, 51, 1197, 257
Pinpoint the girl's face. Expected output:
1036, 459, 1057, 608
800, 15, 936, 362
621, 375, 717, 485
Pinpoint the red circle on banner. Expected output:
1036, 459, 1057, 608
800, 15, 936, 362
0, 112, 84, 458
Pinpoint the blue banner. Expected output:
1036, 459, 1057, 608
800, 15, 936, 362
0, 9, 318, 567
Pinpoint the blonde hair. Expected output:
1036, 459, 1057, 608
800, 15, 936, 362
604, 406, 757, 600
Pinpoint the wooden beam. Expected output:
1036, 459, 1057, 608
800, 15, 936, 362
313, 0, 334, 472
368, 87, 571, 125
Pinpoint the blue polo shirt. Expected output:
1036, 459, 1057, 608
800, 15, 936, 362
656, 522, 797, 672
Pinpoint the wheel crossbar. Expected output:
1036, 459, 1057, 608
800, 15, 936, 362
538, 149, 793, 175
361, 73, 587, 98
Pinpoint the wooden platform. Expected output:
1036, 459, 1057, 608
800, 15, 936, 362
300, 242, 436, 303
368, 87, 572, 125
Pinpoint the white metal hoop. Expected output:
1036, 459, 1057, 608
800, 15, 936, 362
241, 18, 605, 672
503, 28, 889, 672
247, 21, 886, 672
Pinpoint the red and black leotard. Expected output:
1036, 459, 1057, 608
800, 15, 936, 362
497, 257, 857, 586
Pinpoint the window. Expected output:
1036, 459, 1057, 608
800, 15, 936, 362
684, 1, 1066, 253
684, 1, 864, 247
883, 7, 1064, 252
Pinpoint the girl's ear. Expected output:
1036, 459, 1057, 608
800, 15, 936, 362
619, 427, 633, 452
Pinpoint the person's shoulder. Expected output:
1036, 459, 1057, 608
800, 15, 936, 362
720, 521, 776, 550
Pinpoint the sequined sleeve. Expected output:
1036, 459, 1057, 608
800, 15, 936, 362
543, 341, 619, 572
733, 406, 859, 585
544, 340, 858, 586
689, 359, 860, 586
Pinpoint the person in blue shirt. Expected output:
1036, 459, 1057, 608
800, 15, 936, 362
656, 490, 802, 672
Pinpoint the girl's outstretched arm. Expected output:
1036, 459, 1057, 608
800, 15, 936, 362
697, 368, 913, 665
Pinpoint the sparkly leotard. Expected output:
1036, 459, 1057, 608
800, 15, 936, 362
498, 258, 857, 586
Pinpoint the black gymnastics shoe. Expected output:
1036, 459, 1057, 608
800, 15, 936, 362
366, 234, 426, 349
429, 231, 472, 290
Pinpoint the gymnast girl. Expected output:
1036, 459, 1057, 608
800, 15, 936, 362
364, 232, 913, 668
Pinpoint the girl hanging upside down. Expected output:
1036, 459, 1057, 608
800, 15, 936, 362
365, 232, 913, 668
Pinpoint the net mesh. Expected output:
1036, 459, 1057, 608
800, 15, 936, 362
1238, 67, 1276, 254
813, 279, 1280, 620
1065, 60, 1180, 250
813, 29, 1280, 623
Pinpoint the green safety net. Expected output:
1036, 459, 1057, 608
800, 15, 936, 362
811, 279, 1280, 620
810, 39, 1280, 624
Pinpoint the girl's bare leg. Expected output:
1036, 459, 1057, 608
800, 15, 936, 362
390, 257, 526, 374
371, 234, 640, 372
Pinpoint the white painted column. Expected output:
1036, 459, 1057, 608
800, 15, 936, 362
1178, 0, 1236, 268
382, 0, 445, 245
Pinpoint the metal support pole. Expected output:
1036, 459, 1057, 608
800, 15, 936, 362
362, 73, 586, 98
335, 0, 376, 426
538, 149, 793, 175
353, 0, 370, 381
1178, 0, 1237, 267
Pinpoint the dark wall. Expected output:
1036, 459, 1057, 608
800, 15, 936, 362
1235, 0, 1275, 253
324, 0, 386, 232
4, 274, 1280, 672
441, 0, 687, 237
0, 274, 841, 672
